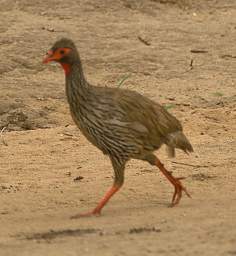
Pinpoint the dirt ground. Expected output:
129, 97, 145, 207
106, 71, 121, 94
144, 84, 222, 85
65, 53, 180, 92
0, 0, 236, 255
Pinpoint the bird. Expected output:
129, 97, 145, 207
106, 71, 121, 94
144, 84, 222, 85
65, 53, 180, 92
43, 38, 193, 217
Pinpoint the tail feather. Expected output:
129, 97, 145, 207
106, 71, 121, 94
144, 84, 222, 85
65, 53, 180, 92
166, 131, 193, 157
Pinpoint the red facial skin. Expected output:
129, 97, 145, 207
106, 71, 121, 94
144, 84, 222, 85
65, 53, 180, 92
43, 48, 72, 75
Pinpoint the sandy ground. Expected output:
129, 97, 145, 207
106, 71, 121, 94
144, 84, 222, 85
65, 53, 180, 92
0, 0, 236, 255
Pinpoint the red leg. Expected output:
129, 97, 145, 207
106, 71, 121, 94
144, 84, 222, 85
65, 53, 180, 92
71, 158, 125, 218
155, 158, 191, 206
71, 185, 121, 218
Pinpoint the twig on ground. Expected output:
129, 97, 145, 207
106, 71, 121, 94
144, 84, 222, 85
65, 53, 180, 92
117, 74, 131, 88
171, 161, 208, 168
190, 49, 208, 53
220, 54, 236, 59
0, 127, 8, 146
189, 59, 194, 70
138, 36, 151, 46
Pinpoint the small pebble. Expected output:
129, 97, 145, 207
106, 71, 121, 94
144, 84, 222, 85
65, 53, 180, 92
73, 176, 84, 182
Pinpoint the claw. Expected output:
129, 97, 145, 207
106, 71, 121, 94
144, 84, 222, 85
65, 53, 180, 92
70, 185, 121, 219
169, 177, 191, 206
70, 210, 101, 219
177, 177, 186, 180
155, 158, 191, 206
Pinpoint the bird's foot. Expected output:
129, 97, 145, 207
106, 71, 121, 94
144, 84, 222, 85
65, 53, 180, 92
70, 209, 101, 219
170, 176, 191, 207
155, 158, 191, 206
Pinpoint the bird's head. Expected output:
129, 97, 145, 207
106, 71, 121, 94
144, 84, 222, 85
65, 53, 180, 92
43, 38, 79, 75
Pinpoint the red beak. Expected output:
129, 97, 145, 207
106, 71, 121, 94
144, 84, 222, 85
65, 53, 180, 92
43, 50, 54, 64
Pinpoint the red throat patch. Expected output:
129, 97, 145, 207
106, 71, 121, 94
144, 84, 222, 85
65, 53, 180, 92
60, 63, 71, 76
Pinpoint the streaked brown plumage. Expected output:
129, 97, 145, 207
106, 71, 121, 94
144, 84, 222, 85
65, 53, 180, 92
43, 38, 193, 217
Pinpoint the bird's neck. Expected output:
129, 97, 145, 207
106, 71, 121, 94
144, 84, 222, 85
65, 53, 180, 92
64, 60, 90, 115
65, 58, 90, 88
60, 63, 71, 76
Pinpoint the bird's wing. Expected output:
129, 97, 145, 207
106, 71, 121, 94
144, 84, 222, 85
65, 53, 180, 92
114, 89, 183, 138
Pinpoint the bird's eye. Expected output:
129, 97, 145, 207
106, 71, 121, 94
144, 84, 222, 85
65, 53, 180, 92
60, 50, 65, 55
